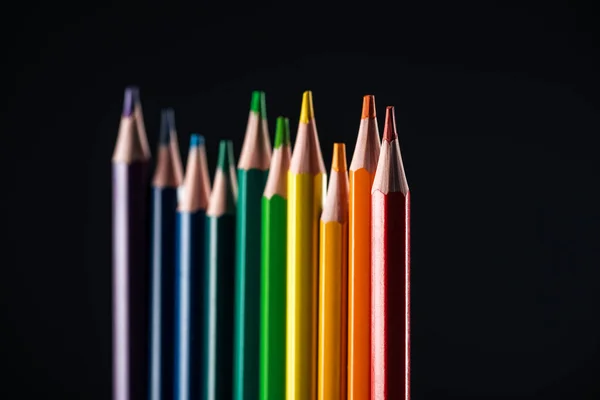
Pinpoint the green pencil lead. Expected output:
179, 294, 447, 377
250, 90, 267, 119
274, 116, 290, 149
217, 140, 235, 171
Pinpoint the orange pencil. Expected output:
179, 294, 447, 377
347, 95, 380, 400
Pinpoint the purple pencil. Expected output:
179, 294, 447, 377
112, 86, 152, 400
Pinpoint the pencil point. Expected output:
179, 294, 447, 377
274, 116, 290, 148
361, 95, 376, 119
190, 134, 204, 148
122, 87, 138, 117
299, 90, 314, 123
383, 106, 398, 141
250, 90, 266, 117
159, 108, 175, 145
217, 140, 235, 171
331, 143, 347, 172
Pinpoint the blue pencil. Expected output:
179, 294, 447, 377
174, 134, 211, 400
149, 109, 184, 400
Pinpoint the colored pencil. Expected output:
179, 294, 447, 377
234, 91, 272, 400
371, 106, 410, 400
149, 108, 184, 400
112, 86, 151, 400
174, 134, 211, 400
318, 143, 349, 400
203, 140, 238, 400
347, 95, 380, 400
287, 90, 326, 400
260, 116, 291, 400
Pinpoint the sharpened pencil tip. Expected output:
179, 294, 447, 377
122, 87, 138, 117
217, 140, 235, 171
159, 108, 175, 145
361, 95, 376, 119
383, 106, 398, 141
250, 91, 266, 117
190, 134, 204, 148
299, 90, 314, 123
274, 116, 290, 148
331, 143, 347, 172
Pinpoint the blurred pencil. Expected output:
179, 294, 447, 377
234, 91, 272, 400
149, 109, 184, 400
371, 106, 410, 400
347, 95, 380, 400
318, 143, 349, 400
174, 134, 211, 400
203, 140, 238, 400
259, 117, 291, 400
287, 90, 326, 400
112, 86, 151, 400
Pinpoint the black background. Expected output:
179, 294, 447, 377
4, 1, 600, 399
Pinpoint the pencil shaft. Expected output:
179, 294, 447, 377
149, 187, 178, 400
286, 172, 325, 400
371, 191, 410, 400
318, 221, 348, 400
234, 169, 269, 400
112, 161, 150, 400
260, 195, 287, 400
203, 215, 236, 400
347, 169, 373, 400
174, 210, 206, 400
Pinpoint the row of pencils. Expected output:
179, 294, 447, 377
112, 88, 410, 400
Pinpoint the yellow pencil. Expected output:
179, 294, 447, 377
287, 90, 326, 400
318, 143, 349, 400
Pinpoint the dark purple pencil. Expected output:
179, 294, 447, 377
112, 86, 152, 400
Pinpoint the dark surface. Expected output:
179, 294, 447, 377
4, 1, 600, 399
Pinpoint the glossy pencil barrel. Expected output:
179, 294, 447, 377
174, 211, 206, 400
318, 221, 348, 400
234, 169, 268, 400
348, 168, 373, 399
203, 215, 236, 400
259, 195, 287, 400
149, 187, 178, 400
286, 172, 325, 400
112, 161, 150, 400
371, 191, 410, 400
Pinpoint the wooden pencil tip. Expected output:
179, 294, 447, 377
331, 143, 347, 172
383, 106, 398, 141
250, 90, 267, 117
159, 108, 175, 145
217, 140, 235, 171
299, 90, 314, 123
274, 116, 290, 148
189, 133, 204, 148
122, 87, 137, 117
361, 95, 376, 119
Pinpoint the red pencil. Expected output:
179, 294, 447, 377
371, 106, 410, 400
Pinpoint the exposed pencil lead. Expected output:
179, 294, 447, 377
383, 106, 398, 141
250, 90, 266, 117
122, 87, 136, 117
217, 140, 235, 171
190, 133, 204, 148
299, 90, 314, 123
331, 143, 347, 172
361, 95, 376, 119
274, 116, 290, 148
159, 108, 174, 145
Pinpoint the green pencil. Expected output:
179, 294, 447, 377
234, 91, 272, 400
259, 117, 291, 400
203, 140, 238, 400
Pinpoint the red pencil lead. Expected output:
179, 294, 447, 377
382, 106, 397, 142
